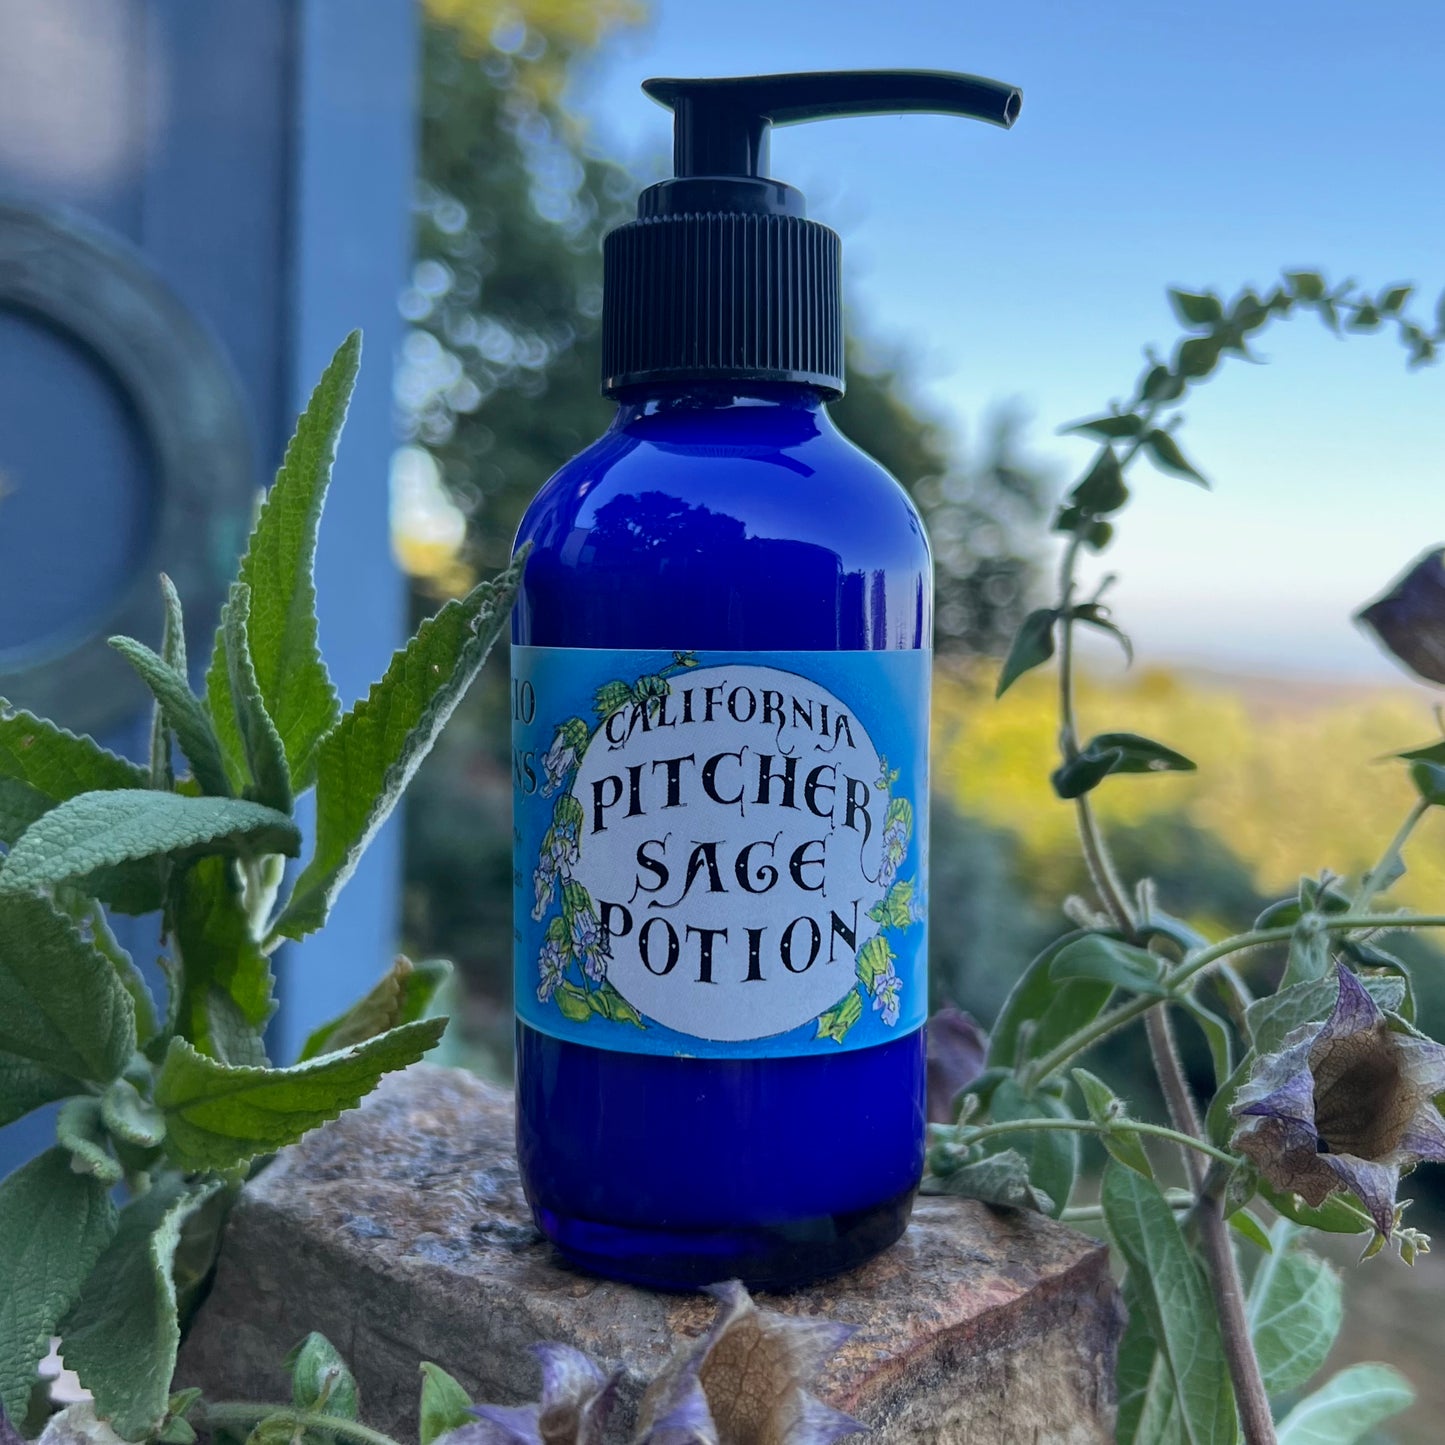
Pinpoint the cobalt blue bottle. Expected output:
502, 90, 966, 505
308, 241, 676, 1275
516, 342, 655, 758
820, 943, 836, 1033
511, 70, 1021, 1289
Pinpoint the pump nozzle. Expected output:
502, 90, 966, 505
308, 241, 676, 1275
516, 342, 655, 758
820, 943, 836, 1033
643, 70, 1021, 180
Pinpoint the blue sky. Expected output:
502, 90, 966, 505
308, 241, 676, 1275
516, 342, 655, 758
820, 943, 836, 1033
570, 0, 1445, 682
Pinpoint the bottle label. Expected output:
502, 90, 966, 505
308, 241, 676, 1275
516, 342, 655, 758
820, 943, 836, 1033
512, 646, 929, 1058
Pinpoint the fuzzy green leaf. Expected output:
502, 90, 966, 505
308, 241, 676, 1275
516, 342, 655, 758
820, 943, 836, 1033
101, 1077, 166, 1149
55, 892, 159, 1048
1275, 1364, 1413, 1444
0, 706, 148, 847
298, 956, 451, 1061
0, 791, 299, 905
150, 575, 187, 789
995, 608, 1058, 698
286, 1333, 358, 1419
0, 1053, 79, 1128
419, 1363, 473, 1445
217, 583, 294, 813
273, 557, 523, 943
988, 1079, 1077, 1217
1247, 1222, 1342, 1398
155, 1019, 445, 1172
1072, 1067, 1153, 1179
57, 1096, 124, 1185
108, 637, 231, 797
0, 1149, 117, 1425
1049, 933, 1169, 997
206, 336, 359, 792
925, 1147, 1054, 1213
0, 891, 135, 1083
1102, 1164, 1237, 1445
988, 931, 1111, 1068
60, 1177, 221, 1441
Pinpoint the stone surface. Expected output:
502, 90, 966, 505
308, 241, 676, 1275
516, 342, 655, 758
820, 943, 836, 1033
180, 1066, 1122, 1444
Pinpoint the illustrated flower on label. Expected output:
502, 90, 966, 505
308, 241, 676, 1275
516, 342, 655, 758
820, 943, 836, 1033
531, 863, 556, 923
537, 939, 567, 1003
541, 719, 589, 797
570, 909, 608, 982
871, 960, 902, 1028
635, 1281, 864, 1445
1231, 964, 1445, 1236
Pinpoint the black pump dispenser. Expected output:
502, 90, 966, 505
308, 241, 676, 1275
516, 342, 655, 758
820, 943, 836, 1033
601, 69, 1021, 397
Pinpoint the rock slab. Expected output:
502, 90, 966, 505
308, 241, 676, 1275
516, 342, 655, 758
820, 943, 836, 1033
181, 1065, 1122, 1443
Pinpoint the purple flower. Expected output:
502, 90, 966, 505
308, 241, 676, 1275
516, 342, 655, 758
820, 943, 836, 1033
442, 1344, 616, 1445
1231, 964, 1445, 1236
530, 862, 556, 923
927, 1005, 988, 1124
537, 940, 567, 1003
1356, 546, 1445, 685
541, 734, 579, 797
871, 962, 902, 1028
635, 1282, 864, 1445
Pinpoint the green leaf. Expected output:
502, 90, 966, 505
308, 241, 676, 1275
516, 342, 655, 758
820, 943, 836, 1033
1062, 411, 1145, 441
1409, 758, 1445, 805
218, 584, 294, 813
987, 1080, 1077, 1216
101, 1077, 166, 1149
203, 990, 269, 1068
150, 575, 187, 789
1050, 934, 1168, 997
1072, 1067, 1152, 1179
1280, 915, 1331, 988
60, 1176, 222, 1442
0, 891, 135, 1083
286, 1333, 359, 1419
1379, 285, 1413, 315
57, 1096, 123, 1185
171, 856, 276, 1061
1117, 1273, 1184, 1445
815, 990, 863, 1043
419, 1363, 473, 1445
1169, 289, 1224, 328
1246, 1222, 1342, 1398
206, 335, 360, 793
1228, 1211, 1274, 1254
1071, 603, 1134, 665
988, 931, 1111, 1068
587, 980, 645, 1028
1050, 747, 1123, 799
155, 1018, 445, 1171
995, 609, 1058, 698
1180, 996, 1233, 1089
1141, 363, 1186, 403
108, 637, 232, 797
1256, 1180, 1374, 1237
866, 879, 914, 930
1053, 732, 1195, 799
273, 557, 523, 943
1143, 429, 1210, 486
1101, 1164, 1237, 1445
856, 934, 895, 989
1246, 973, 1403, 1057
56, 892, 159, 1048
1274, 1364, 1414, 1444
593, 679, 634, 718
1286, 271, 1326, 302
0, 1052, 79, 1128
0, 705, 148, 847
1174, 336, 1221, 381
0, 1148, 117, 1424
555, 982, 591, 1022
925, 1147, 1054, 1213
299, 956, 451, 1060
1069, 446, 1128, 516
0, 791, 299, 906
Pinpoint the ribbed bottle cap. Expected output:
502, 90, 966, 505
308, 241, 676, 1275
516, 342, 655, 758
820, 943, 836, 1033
601, 208, 843, 398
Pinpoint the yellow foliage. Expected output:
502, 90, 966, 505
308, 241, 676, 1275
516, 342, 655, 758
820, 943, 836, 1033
423, 0, 644, 58
934, 662, 1445, 911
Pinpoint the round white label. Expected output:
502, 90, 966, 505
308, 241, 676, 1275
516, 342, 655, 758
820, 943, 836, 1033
569, 664, 887, 1041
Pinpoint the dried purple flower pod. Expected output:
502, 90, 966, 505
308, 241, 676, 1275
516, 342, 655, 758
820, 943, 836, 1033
926, 1005, 988, 1124
635, 1282, 865, 1445
1231, 964, 1445, 1236
1356, 547, 1445, 685
442, 1344, 617, 1445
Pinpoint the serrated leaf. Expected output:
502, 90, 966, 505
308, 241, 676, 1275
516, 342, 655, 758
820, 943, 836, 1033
0, 792, 299, 905
108, 637, 231, 797
0, 891, 135, 1083
1143, 429, 1209, 486
0, 1149, 117, 1424
0, 706, 148, 847
1169, 289, 1224, 328
171, 856, 275, 1061
988, 1079, 1077, 1217
419, 1363, 472, 1445
1246, 1222, 1342, 1397
100, 1077, 166, 1149
206, 336, 359, 792
155, 1018, 445, 1171
995, 608, 1058, 698
203, 990, 269, 1068
816, 990, 863, 1043
57, 1096, 124, 1185
1102, 1164, 1237, 1445
0, 1052, 79, 1127
55, 892, 159, 1048
217, 584, 293, 813
988, 931, 1112, 1069
1274, 1363, 1413, 1444
1049, 933, 1168, 997
299, 956, 450, 1060
150, 575, 187, 789
286, 1333, 358, 1419
273, 558, 523, 943
60, 1176, 221, 1442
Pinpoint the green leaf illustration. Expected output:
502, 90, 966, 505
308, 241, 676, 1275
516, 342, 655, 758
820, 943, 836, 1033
561, 879, 594, 923
995, 608, 1058, 698
866, 879, 914, 930
0, 704, 148, 847
556, 982, 592, 1022
0, 1148, 117, 1424
60, 1176, 222, 1442
1274, 1364, 1413, 1444
108, 636, 232, 798
273, 556, 522, 942
884, 796, 914, 837
816, 990, 864, 1043
856, 934, 895, 989
553, 793, 584, 830
205, 334, 359, 793
593, 680, 634, 718
587, 982, 644, 1028
155, 1019, 445, 1172
0, 890, 135, 1085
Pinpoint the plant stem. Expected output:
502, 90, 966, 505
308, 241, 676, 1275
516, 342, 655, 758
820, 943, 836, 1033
1355, 797, 1430, 912
1062, 1189, 1194, 1223
954, 1114, 1238, 1167
199, 1404, 406, 1445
